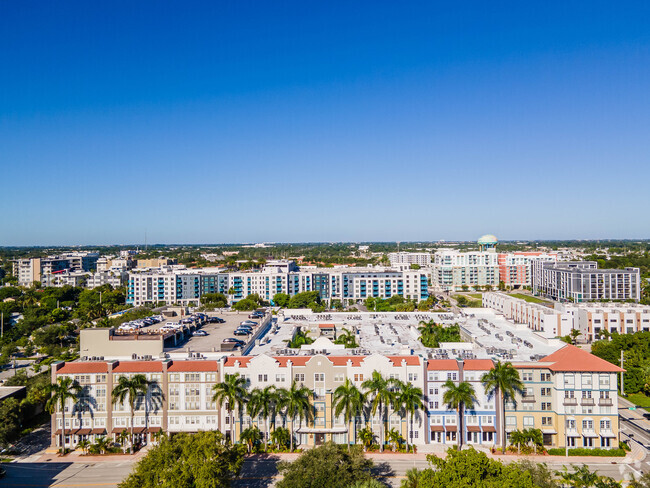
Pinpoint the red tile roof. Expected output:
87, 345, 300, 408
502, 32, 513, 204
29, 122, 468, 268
272, 356, 311, 367
318, 323, 335, 328
223, 357, 253, 367
113, 361, 164, 373
427, 359, 459, 371
386, 356, 421, 367
57, 362, 109, 374
541, 344, 624, 373
328, 356, 366, 367
463, 359, 494, 371
167, 360, 219, 372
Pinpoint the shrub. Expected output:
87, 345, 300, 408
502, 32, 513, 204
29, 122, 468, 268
546, 448, 625, 457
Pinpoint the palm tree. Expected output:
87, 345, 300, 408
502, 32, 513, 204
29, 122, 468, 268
277, 381, 313, 451
334, 328, 357, 348
212, 373, 248, 443
357, 427, 376, 452
442, 379, 476, 449
111, 374, 150, 454
77, 438, 90, 455
247, 386, 277, 450
45, 376, 81, 453
116, 429, 130, 453
362, 370, 398, 452
270, 426, 290, 451
401, 467, 423, 488
240, 425, 262, 453
387, 428, 403, 451
395, 380, 424, 453
332, 378, 366, 450
481, 361, 524, 453
94, 436, 110, 455
509, 429, 526, 454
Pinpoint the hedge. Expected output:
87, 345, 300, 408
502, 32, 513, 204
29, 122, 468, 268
547, 448, 625, 457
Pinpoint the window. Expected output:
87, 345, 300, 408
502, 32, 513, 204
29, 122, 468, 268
275, 374, 286, 382
295, 373, 305, 382
354, 374, 364, 382
334, 374, 344, 382
522, 372, 533, 382
541, 403, 552, 411
258, 374, 268, 382
447, 372, 457, 381
185, 373, 200, 382
581, 374, 593, 388
408, 373, 418, 382
600, 390, 610, 399
314, 373, 325, 382
582, 420, 594, 430
523, 416, 534, 427
582, 390, 592, 399
542, 417, 552, 426
541, 388, 551, 396
564, 374, 575, 388
541, 373, 551, 382
600, 420, 611, 430
505, 416, 516, 426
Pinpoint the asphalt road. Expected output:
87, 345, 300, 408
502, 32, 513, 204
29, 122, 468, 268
1, 461, 133, 487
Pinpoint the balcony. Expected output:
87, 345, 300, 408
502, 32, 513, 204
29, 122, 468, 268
580, 398, 595, 406
563, 398, 578, 406
598, 398, 613, 406
521, 394, 537, 403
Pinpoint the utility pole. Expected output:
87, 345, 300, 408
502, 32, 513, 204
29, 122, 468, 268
620, 350, 625, 395
1, 311, 3, 338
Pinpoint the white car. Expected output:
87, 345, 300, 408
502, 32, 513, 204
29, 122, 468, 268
192, 330, 208, 337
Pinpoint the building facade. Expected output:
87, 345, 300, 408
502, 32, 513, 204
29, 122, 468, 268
532, 261, 641, 302
13, 252, 100, 287
126, 262, 430, 307
388, 252, 432, 267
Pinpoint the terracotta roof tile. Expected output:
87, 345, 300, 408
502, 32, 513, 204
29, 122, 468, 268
57, 362, 109, 374
113, 361, 164, 373
167, 360, 219, 372
223, 357, 252, 368
328, 356, 366, 366
386, 356, 421, 367
463, 359, 494, 371
427, 359, 459, 371
541, 344, 624, 373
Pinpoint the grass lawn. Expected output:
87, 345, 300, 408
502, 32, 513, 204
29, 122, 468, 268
468, 293, 482, 299
509, 293, 551, 305
625, 393, 650, 408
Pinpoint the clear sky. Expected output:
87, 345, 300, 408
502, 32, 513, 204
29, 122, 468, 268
1, 1, 649, 245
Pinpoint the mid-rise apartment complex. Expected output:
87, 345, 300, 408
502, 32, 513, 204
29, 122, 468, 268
555, 302, 650, 342
49, 344, 622, 452
532, 261, 640, 302
388, 252, 432, 267
13, 252, 100, 287
126, 262, 430, 307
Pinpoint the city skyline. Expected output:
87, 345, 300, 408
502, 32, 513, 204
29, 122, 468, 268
2, 1, 650, 245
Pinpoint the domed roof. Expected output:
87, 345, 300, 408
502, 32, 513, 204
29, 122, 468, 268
477, 234, 498, 244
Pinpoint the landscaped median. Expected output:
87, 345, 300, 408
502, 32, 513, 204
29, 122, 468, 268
546, 447, 626, 457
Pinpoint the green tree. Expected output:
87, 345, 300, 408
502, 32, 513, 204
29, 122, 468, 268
512, 461, 559, 488
111, 374, 151, 454
278, 382, 314, 452
247, 385, 278, 450
332, 378, 366, 450
394, 380, 424, 453
441, 380, 476, 448
556, 464, 600, 488
270, 426, 291, 451
273, 293, 290, 308
401, 468, 423, 488
94, 436, 110, 455
276, 442, 374, 488
77, 438, 91, 455
45, 376, 81, 452
509, 429, 527, 454
334, 328, 358, 348
362, 370, 398, 452
212, 373, 248, 443
0, 398, 21, 448
481, 360, 524, 453
240, 425, 262, 453
357, 427, 375, 451
118, 431, 246, 488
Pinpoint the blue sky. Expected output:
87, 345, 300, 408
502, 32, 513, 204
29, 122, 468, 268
1, 1, 649, 245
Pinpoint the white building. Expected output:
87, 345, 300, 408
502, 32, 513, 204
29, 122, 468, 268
432, 249, 500, 291
555, 302, 650, 341
388, 252, 431, 267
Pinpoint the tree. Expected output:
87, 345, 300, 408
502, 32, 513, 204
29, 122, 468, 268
512, 461, 559, 488
270, 426, 291, 451
45, 376, 81, 453
278, 381, 313, 451
334, 328, 358, 348
570, 329, 582, 345
332, 378, 366, 450
357, 427, 376, 451
273, 293, 290, 308
387, 428, 403, 451
362, 370, 398, 452
415, 447, 537, 488
509, 429, 527, 454
441, 380, 476, 448
395, 380, 424, 453
77, 438, 91, 455
117, 429, 130, 453
276, 442, 374, 488
118, 431, 246, 488
201, 293, 228, 308
212, 373, 248, 443
94, 436, 110, 455
240, 425, 262, 453
247, 385, 277, 450
0, 398, 21, 448
481, 361, 524, 453
287, 328, 314, 348
111, 374, 151, 454
556, 464, 600, 488
401, 468, 423, 488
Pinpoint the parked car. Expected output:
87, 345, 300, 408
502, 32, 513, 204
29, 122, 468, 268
222, 338, 245, 345
233, 329, 250, 336
249, 312, 263, 319
208, 317, 225, 323
192, 330, 208, 337
240, 320, 258, 326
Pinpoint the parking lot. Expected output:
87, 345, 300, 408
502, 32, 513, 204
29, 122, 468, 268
117, 310, 269, 353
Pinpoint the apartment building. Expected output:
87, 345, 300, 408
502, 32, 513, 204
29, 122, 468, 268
482, 292, 573, 338
509, 345, 622, 449
13, 252, 100, 287
497, 252, 558, 288
432, 250, 500, 291
555, 302, 650, 342
532, 261, 641, 302
388, 252, 432, 267
126, 262, 430, 307
426, 359, 497, 447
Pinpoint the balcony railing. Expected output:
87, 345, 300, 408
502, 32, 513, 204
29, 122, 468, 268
521, 395, 537, 403
563, 398, 578, 406
598, 398, 613, 406
580, 398, 595, 406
